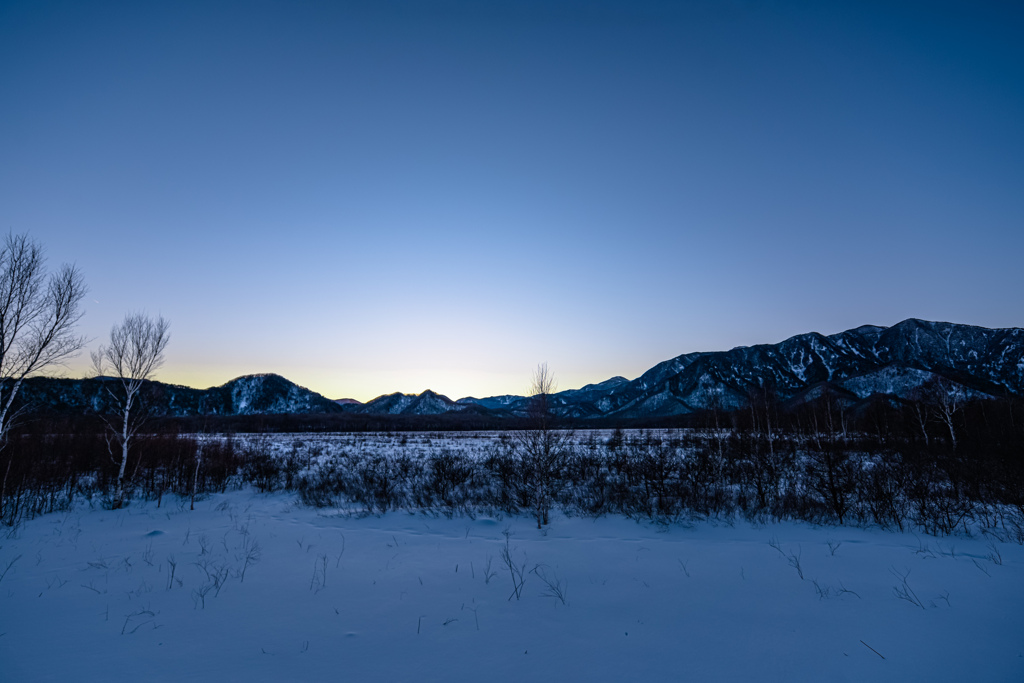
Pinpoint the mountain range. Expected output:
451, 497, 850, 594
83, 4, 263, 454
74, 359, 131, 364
14, 319, 1024, 420
17, 373, 343, 418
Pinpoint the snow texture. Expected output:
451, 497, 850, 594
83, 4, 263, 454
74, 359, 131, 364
1, 434, 1022, 682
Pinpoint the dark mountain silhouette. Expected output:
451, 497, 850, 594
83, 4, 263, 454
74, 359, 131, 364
15, 319, 1023, 420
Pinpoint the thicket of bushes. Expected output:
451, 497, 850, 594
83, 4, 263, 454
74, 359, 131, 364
2, 394, 1023, 540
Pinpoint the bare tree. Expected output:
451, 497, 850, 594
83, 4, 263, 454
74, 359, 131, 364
932, 377, 964, 452
805, 388, 857, 524
0, 233, 87, 524
907, 385, 931, 448
528, 362, 556, 428
514, 363, 572, 528
92, 313, 170, 508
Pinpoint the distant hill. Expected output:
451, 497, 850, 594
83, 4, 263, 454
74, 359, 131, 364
16, 373, 343, 417
353, 389, 460, 416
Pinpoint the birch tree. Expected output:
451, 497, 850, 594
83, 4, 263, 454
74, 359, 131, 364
932, 377, 964, 452
92, 313, 170, 508
0, 233, 87, 524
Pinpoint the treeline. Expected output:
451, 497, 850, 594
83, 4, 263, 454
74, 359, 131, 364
290, 393, 1024, 539
0, 417, 243, 526
159, 410, 527, 433
2, 393, 1023, 539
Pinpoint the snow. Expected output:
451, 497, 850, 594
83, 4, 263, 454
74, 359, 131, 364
2, 487, 1022, 682
839, 367, 936, 399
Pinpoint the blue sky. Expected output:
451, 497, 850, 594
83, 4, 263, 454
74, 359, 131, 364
2, 0, 1021, 401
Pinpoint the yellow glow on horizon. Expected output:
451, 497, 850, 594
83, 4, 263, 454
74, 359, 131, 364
61, 356, 627, 405
105, 366, 530, 404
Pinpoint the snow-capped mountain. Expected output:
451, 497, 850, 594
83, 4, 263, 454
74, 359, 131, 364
585, 319, 1022, 417
17, 373, 343, 417
455, 394, 523, 411
451, 319, 1024, 419
353, 390, 461, 416
210, 374, 344, 414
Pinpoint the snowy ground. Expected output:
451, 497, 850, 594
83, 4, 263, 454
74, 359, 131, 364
2, 488, 1022, 682
219, 429, 576, 463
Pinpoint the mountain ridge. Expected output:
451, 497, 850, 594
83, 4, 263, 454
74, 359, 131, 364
12, 319, 1024, 419
15, 373, 344, 418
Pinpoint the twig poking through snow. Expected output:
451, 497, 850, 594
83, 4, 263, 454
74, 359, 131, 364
860, 640, 885, 659
787, 547, 804, 580
483, 555, 497, 584
0, 554, 22, 584
501, 530, 526, 601
890, 567, 925, 609
121, 608, 156, 635
531, 564, 568, 605
309, 554, 328, 592
334, 535, 346, 569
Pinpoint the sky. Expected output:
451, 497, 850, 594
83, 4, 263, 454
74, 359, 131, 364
1, 0, 1022, 402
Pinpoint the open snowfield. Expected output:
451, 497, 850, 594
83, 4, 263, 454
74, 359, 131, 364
221, 429, 601, 462
1, 491, 1021, 682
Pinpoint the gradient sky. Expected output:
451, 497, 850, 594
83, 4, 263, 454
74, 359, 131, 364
2, 0, 1022, 402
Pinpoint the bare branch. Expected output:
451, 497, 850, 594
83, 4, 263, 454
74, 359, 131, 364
0, 233, 87, 524
93, 312, 171, 508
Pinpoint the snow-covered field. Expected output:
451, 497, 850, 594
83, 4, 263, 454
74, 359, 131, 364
1, 492, 1021, 682
220, 429, 618, 462
222, 429, 514, 462
1, 431, 1023, 682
